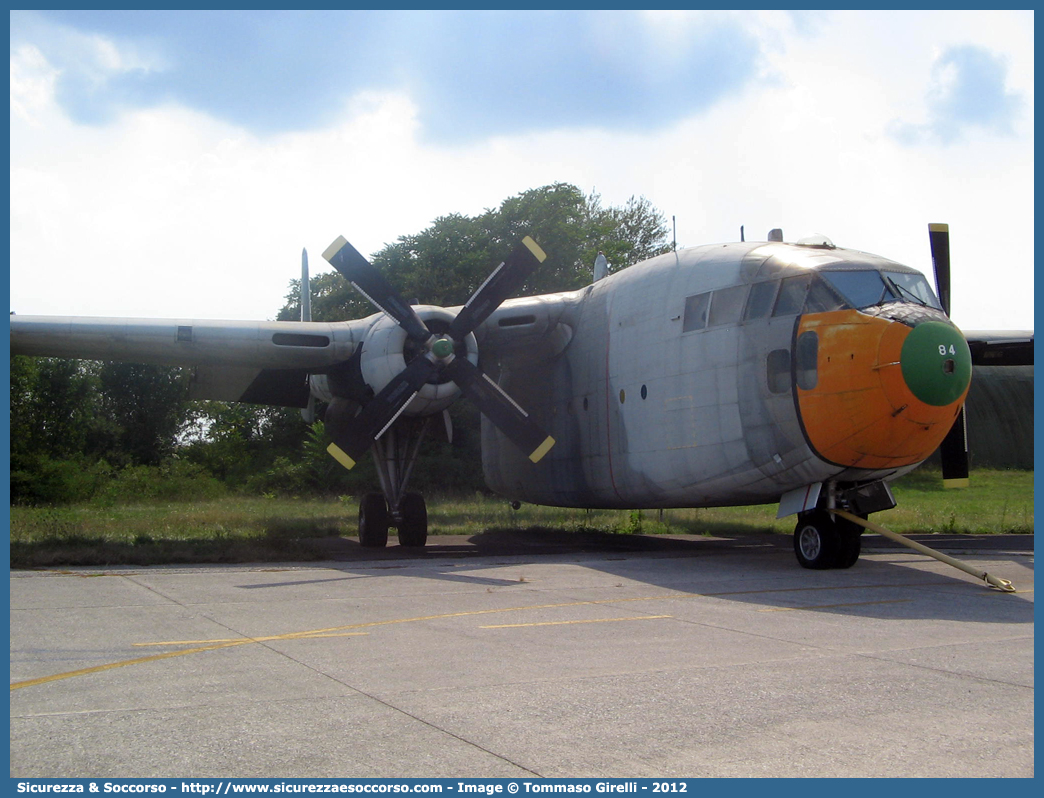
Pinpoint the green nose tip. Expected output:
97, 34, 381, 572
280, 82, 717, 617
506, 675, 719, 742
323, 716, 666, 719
900, 321, 972, 407
432, 338, 454, 359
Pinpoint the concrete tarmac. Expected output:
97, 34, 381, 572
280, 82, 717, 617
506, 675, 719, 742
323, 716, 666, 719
10, 532, 1034, 778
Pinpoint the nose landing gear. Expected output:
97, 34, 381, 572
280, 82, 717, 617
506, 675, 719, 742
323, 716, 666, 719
793, 509, 864, 569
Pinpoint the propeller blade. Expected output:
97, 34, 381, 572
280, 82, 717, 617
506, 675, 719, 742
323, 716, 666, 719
323, 236, 432, 343
939, 407, 970, 488
443, 356, 555, 463
928, 224, 969, 486
326, 355, 439, 469
928, 223, 951, 316
448, 236, 547, 340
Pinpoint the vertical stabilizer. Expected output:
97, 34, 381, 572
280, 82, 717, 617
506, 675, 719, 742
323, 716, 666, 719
300, 248, 316, 423
593, 252, 609, 282
300, 248, 312, 322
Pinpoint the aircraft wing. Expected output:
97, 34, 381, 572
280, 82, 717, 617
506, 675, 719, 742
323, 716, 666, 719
9, 315, 367, 407
963, 329, 1033, 366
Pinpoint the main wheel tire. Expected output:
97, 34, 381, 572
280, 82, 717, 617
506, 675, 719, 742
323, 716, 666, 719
359, 493, 389, 548
794, 510, 842, 569
832, 514, 864, 569
397, 492, 428, 548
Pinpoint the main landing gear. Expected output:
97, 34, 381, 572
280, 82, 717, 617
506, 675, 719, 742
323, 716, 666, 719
358, 491, 428, 548
357, 417, 429, 549
793, 509, 864, 570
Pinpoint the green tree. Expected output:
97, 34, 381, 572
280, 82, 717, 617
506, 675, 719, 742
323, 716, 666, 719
581, 192, 672, 275
10, 356, 112, 503
10, 356, 102, 460
278, 183, 671, 322
95, 363, 192, 467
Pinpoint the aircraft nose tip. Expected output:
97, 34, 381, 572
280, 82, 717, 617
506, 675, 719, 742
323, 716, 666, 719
899, 320, 972, 407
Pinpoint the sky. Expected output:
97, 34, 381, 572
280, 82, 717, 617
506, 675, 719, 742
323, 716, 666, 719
9, 9, 1035, 330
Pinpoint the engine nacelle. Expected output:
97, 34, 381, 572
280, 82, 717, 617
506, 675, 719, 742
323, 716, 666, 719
359, 306, 479, 417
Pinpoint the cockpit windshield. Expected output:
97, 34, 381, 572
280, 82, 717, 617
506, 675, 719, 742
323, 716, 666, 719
883, 271, 943, 309
820, 269, 942, 312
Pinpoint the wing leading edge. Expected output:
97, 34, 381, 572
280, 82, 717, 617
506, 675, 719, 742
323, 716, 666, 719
9, 315, 370, 408
9, 316, 363, 369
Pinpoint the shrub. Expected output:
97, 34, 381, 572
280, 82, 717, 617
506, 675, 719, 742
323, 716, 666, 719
94, 459, 226, 504
10, 455, 114, 505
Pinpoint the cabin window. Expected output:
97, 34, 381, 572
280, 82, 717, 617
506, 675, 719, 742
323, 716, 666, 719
796, 331, 819, 390
708, 285, 748, 327
744, 281, 778, 321
767, 348, 791, 394
682, 292, 710, 332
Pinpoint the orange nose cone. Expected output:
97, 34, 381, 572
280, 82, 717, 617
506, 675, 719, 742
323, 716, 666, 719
795, 310, 971, 471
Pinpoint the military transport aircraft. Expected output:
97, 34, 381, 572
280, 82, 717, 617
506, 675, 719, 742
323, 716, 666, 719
9, 225, 1031, 569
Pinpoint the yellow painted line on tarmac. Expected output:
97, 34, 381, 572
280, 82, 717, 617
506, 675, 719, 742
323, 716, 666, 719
701, 581, 947, 597
12, 640, 250, 690
11, 601, 639, 691
12, 581, 998, 691
11, 631, 371, 691
134, 632, 369, 647
481, 615, 673, 629
758, 599, 912, 612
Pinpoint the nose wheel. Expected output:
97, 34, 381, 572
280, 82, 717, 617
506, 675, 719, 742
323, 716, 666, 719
794, 510, 863, 569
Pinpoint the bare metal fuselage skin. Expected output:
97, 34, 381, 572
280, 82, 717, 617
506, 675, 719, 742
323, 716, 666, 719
480, 241, 965, 509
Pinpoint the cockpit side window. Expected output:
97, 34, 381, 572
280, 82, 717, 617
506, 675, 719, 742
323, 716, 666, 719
744, 280, 778, 321
773, 274, 810, 316
804, 277, 847, 313
821, 270, 894, 308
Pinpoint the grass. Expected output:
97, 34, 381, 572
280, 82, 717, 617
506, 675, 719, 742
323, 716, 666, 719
8, 467, 1033, 568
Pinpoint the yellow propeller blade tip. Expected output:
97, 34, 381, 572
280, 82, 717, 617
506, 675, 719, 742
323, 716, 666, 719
322, 236, 348, 262
522, 236, 547, 263
928, 223, 949, 233
327, 442, 356, 470
529, 436, 555, 463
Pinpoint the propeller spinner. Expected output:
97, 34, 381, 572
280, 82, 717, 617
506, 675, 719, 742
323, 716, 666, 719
321, 236, 555, 470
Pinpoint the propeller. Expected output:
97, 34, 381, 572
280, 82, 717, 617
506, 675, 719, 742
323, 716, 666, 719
323, 236, 432, 345
320, 235, 555, 469
928, 223, 970, 488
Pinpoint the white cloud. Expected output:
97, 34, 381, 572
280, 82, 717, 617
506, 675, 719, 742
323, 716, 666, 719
10, 45, 60, 124
890, 45, 1024, 145
9, 10, 1033, 332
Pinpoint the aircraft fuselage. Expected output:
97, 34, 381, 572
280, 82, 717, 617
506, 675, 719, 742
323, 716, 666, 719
481, 240, 969, 509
